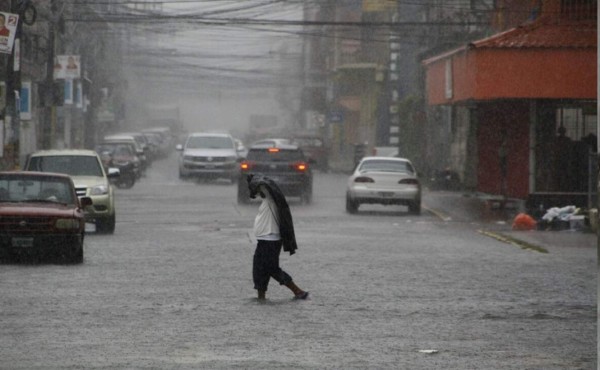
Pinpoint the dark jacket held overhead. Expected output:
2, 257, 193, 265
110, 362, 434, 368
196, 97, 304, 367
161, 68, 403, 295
247, 174, 298, 255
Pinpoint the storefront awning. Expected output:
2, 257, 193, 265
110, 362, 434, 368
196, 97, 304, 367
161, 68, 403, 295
423, 19, 597, 105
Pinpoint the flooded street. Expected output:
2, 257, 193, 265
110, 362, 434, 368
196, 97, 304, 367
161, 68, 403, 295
0, 155, 595, 369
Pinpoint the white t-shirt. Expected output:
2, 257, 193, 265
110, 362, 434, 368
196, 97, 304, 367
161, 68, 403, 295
254, 190, 280, 241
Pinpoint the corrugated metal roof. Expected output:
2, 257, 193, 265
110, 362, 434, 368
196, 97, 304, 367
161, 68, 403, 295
472, 19, 596, 49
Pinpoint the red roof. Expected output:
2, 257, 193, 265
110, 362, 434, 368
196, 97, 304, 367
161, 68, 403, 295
471, 19, 596, 49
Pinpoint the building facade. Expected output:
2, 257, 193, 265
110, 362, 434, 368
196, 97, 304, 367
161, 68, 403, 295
423, 0, 597, 208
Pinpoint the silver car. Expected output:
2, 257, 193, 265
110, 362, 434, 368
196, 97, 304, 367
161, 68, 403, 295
346, 156, 421, 214
177, 132, 239, 182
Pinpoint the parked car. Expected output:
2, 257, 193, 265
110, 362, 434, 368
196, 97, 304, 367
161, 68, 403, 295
143, 127, 174, 158
346, 156, 421, 214
237, 142, 313, 204
141, 131, 162, 160
176, 132, 239, 182
95, 142, 140, 188
0, 171, 92, 263
104, 134, 148, 176
114, 131, 153, 165
24, 150, 119, 233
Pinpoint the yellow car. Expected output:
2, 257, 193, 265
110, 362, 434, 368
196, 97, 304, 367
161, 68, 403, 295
24, 150, 119, 233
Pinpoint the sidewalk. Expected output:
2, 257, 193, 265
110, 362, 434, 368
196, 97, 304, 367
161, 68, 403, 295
423, 190, 597, 252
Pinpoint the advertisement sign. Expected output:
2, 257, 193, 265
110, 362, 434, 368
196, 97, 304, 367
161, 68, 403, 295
64, 79, 73, 105
20, 81, 31, 120
362, 0, 396, 12
54, 55, 81, 80
0, 12, 18, 54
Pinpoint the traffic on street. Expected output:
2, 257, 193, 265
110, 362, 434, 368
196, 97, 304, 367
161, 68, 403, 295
1, 153, 595, 369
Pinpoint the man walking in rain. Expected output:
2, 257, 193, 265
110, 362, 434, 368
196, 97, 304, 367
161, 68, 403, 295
247, 174, 309, 301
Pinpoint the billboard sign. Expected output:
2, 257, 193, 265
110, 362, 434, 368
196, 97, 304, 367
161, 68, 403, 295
362, 0, 396, 12
54, 55, 81, 80
0, 12, 18, 54
20, 81, 31, 120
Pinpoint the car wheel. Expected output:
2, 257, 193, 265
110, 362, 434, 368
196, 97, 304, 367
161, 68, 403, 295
346, 194, 358, 214
97, 213, 116, 234
69, 240, 84, 264
116, 173, 135, 189
237, 183, 249, 204
408, 200, 421, 215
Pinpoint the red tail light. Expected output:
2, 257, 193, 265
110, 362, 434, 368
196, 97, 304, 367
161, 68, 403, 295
268, 148, 280, 153
292, 161, 308, 172
399, 178, 419, 185
354, 176, 374, 183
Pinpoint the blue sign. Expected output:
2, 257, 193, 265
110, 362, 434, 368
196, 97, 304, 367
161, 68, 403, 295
329, 111, 344, 123
19, 81, 31, 120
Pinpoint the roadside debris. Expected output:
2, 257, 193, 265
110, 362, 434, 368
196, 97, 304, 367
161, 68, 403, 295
537, 206, 587, 231
512, 213, 537, 231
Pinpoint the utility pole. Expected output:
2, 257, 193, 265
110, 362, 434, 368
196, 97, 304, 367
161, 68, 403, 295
43, 0, 56, 150
3, 0, 36, 167
4, 0, 22, 169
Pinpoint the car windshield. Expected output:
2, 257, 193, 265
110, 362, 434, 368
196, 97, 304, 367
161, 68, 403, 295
96, 144, 134, 157
0, 176, 75, 204
293, 138, 323, 147
143, 133, 162, 144
247, 149, 304, 162
28, 155, 104, 177
359, 160, 415, 174
186, 136, 233, 149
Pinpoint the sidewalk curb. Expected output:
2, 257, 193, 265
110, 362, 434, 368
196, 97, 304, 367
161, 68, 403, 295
423, 205, 452, 222
477, 230, 549, 254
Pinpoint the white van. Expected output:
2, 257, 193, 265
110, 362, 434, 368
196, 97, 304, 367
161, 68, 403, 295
176, 132, 238, 182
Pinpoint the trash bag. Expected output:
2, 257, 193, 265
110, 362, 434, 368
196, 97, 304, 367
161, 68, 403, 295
542, 206, 576, 222
512, 213, 537, 231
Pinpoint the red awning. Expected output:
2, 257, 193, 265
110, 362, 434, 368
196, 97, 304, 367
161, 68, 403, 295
423, 19, 597, 105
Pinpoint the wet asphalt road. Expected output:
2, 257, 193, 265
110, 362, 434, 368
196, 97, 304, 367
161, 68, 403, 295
0, 154, 596, 369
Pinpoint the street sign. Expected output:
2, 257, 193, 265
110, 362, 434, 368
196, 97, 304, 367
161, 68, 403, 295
329, 111, 344, 123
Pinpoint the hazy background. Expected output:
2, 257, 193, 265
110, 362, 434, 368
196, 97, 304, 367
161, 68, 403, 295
121, 1, 306, 138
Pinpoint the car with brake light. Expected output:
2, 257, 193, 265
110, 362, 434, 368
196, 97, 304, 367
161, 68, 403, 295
237, 143, 313, 204
290, 134, 329, 172
24, 150, 119, 233
346, 156, 421, 214
0, 171, 92, 263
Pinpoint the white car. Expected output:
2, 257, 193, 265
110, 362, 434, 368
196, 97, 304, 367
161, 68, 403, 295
176, 132, 239, 182
346, 156, 421, 214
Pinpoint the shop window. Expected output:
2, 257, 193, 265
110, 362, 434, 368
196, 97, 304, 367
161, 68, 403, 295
560, 0, 597, 21
556, 106, 597, 152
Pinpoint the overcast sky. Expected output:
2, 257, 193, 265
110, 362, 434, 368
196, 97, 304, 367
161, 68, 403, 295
122, 1, 307, 135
